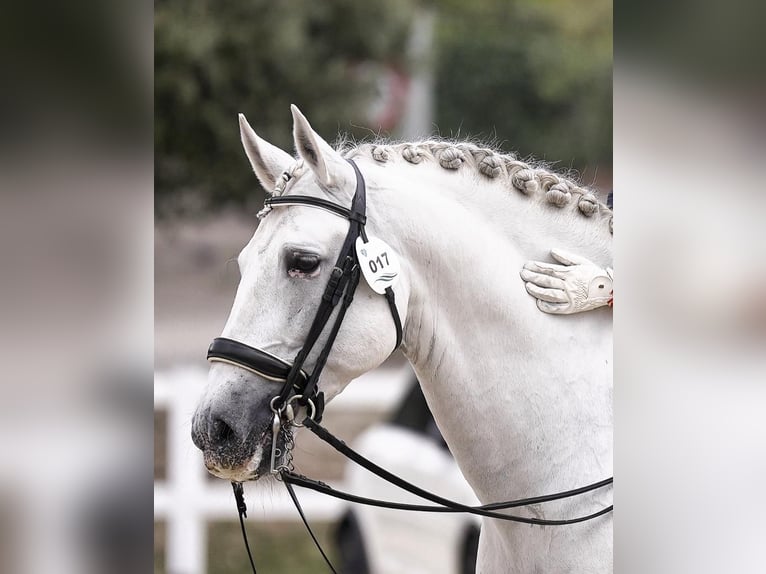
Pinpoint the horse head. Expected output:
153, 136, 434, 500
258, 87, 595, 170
191, 106, 406, 481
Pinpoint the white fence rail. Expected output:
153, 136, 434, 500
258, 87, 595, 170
154, 364, 410, 574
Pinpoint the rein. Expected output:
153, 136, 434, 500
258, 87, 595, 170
206, 158, 613, 573
286, 418, 613, 526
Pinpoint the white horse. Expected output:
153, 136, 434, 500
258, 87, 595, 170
192, 105, 613, 573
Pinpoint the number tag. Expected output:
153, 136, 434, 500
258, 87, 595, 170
355, 236, 401, 294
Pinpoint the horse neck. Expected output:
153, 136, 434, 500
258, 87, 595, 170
366, 162, 613, 503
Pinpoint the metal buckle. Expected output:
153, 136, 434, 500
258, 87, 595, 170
285, 395, 316, 427
269, 395, 284, 414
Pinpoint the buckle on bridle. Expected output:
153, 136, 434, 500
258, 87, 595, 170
269, 394, 317, 423
285, 394, 316, 427
322, 266, 345, 303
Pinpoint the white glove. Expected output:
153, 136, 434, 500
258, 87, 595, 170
520, 249, 613, 314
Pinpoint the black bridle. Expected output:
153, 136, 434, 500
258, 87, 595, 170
208, 159, 402, 428
206, 159, 612, 573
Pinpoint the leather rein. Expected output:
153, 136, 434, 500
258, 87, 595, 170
206, 159, 613, 573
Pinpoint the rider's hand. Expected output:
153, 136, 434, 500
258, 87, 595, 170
520, 249, 613, 314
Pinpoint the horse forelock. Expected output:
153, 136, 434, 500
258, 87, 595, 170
337, 138, 613, 235
271, 160, 307, 196
255, 160, 308, 219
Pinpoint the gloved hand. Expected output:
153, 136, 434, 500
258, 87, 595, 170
520, 249, 613, 314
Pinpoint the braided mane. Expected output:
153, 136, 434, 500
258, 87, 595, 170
273, 139, 613, 235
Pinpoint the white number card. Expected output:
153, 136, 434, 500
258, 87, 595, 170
355, 236, 401, 294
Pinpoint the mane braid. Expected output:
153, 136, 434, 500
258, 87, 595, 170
338, 139, 613, 235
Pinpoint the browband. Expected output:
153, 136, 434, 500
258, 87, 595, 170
264, 195, 365, 223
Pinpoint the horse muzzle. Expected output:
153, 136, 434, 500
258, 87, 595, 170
191, 366, 287, 481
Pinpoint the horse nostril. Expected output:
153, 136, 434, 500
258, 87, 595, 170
209, 417, 238, 446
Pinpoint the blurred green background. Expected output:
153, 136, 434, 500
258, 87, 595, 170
155, 0, 612, 217
155, 521, 338, 574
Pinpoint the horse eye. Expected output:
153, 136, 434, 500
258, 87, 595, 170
287, 252, 321, 277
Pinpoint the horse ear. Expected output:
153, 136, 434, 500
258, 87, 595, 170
291, 104, 347, 189
239, 113, 294, 192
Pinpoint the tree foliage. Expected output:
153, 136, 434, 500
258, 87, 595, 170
155, 0, 612, 216
435, 0, 612, 171
155, 0, 413, 215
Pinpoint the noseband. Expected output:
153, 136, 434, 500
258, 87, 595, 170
207, 158, 403, 432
